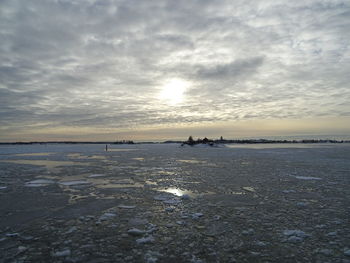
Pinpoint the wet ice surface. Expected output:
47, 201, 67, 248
0, 143, 350, 262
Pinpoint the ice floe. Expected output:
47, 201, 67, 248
165, 207, 175, 212
192, 213, 204, 219
295, 176, 322, 180
53, 249, 71, 257
18, 246, 27, 253
99, 212, 117, 221
65, 226, 77, 234
128, 228, 146, 236
344, 248, 350, 256
144, 251, 162, 263
59, 180, 90, 186
283, 229, 310, 243
282, 189, 296, 193
6, 233, 19, 237
316, 248, 334, 256
163, 199, 181, 205
283, 229, 309, 237
136, 235, 155, 244
118, 205, 136, 209
242, 187, 255, 192
25, 179, 55, 187
88, 174, 106, 178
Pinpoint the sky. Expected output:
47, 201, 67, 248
0, 0, 350, 142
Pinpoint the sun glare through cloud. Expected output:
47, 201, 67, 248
159, 79, 190, 105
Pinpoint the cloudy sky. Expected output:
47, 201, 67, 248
0, 0, 349, 141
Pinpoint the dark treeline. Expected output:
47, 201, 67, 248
113, 140, 135, 144
179, 136, 349, 146
0, 141, 116, 145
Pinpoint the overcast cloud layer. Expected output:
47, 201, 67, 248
0, 0, 350, 140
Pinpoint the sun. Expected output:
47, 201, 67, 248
159, 79, 189, 105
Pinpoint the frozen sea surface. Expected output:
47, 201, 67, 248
0, 143, 349, 262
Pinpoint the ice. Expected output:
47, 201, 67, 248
59, 180, 90, 186
128, 228, 146, 236
99, 213, 117, 221
283, 230, 309, 238
282, 189, 296, 193
181, 194, 191, 200
53, 249, 71, 257
144, 251, 162, 263
344, 249, 350, 256
6, 233, 20, 237
295, 176, 322, 180
242, 228, 255, 235
256, 241, 267, 247
25, 179, 55, 187
118, 205, 136, 209
165, 207, 175, 212
286, 236, 303, 243
283, 230, 310, 242
18, 246, 27, 253
88, 174, 106, 178
163, 199, 181, 205
178, 159, 206, 164
317, 248, 334, 256
0, 142, 349, 262
65, 226, 77, 234
113, 179, 135, 184
129, 218, 148, 226
136, 235, 155, 244
153, 195, 169, 201
242, 186, 255, 192
192, 213, 204, 219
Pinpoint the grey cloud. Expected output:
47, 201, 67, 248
196, 57, 264, 79
0, 0, 349, 140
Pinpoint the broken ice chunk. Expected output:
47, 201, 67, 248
128, 228, 146, 236
295, 176, 321, 180
118, 205, 136, 209
242, 187, 255, 192
163, 199, 181, 205
99, 213, 117, 221
344, 248, 350, 257
153, 195, 169, 201
88, 174, 106, 178
283, 229, 310, 243
59, 180, 90, 186
25, 179, 55, 187
286, 236, 303, 243
283, 230, 310, 238
282, 190, 296, 193
53, 249, 71, 257
136, 235, 155, 244
165, 207, 175, 212
18, 246, 27, 253
65, 226, 77, 234
192, 213, 204, 219
181, 194, 191, 200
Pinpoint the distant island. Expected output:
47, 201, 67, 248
178, 136, 349, 146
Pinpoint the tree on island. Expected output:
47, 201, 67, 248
182, 136, 214, 146
187, 136, 195, 145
